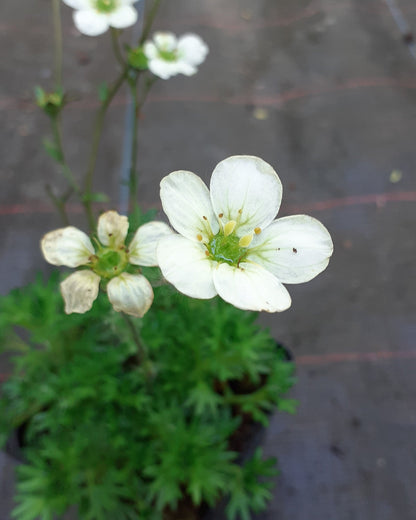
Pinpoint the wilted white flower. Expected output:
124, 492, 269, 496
41, 211, 171, 316
157, 156, 334, 312
143, 32, 208, 79
62, 0, 138, 36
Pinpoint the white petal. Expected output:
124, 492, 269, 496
60, 270, 100, 314
41, 226, 94, 267
147, 58, 179, 79
175, 61, 197, 76
62, 0, 91, 9
177, 34, 209, 66
128, 221, 172, 266
107, 273, 153, 317
213, 262, 291, 312
153, 31, 177, 51
97, 210, 129, 247
160, 171, 219, 242
73, 9, 109, 36
143, 41, 158, 60
157, 235, 217, 299
249, 215, 334, 283
210, 156, 282, 236
107, 5, 138, 29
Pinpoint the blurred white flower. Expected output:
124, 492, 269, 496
143, 32, 208, 79
62, 0, 138, 36
41, 211, 171, 316
158, 156, 334, 312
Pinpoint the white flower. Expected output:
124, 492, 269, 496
157, 156, 334, 313
62, 0, 138, 36
143, 32, 208, 79
41, 211, 171, 316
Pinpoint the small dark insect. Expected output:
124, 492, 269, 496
293, 248, 297, 253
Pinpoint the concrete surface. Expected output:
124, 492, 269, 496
1, 0, 416, 518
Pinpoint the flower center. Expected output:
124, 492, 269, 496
91, 248, 128, 279
158, 49, 178, 62
207, 232, 248, 267
94, 0, 117, 13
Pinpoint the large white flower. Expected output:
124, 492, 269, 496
157, 156, 334, 313
41, 211, 171, 316
143, 32, 208, 79
62, 0, 138, 36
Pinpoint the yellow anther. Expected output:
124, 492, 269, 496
254, 227, 261, 235
218, 213, 224, 218
224, 220, 236, 236
196, 233, 203, 241
239, 233, 253, 248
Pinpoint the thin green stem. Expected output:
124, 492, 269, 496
51, 117, 81, 194
140, 0, 162, 44
45, 184, 70, 225
83, 67, 129, 231
51, 0, 63, 88
122, 313, 147, 364
110, 28, 126, 67
127, 75, 158, 210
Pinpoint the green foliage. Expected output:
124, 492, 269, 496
0, 273, 296, 520
34, 86, 65, 118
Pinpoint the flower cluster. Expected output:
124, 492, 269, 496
62, 0, 138, 36
41, 211, 171, 316
143, 32, 209, 79
157, 156, 333, 313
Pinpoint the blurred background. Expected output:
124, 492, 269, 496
1, 0, 416, 518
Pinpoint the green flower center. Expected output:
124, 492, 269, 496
92, 248, 128, 279
94, 0, 117, 13
207, 232, 248, 267
158, 49, 178, 62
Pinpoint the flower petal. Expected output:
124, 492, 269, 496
107, 5, 138, 29
129, 221, 173, 266
62, 0, 91, 9
73, 9, 109, 36
157, 235, 217, 299
147, 58, 179, 79
41, 226, 94, 267
153, 32, 177, 51
249, 215, 334, 283
213, 262, 291, 312
107, 273, 153, 317
177, 34, 209, 66
60, 270, 100, 314
97, 210, 129, 247
143, 41, 158, 60
210, 156, 282, 236
160, 171, 219, 242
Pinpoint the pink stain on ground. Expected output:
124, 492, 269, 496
1, 191, 415, 217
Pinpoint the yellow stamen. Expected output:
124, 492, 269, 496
239, 233, 253, 248
196, 233, 203, 241
224, 220, 236, 236
254, 227, 261, 235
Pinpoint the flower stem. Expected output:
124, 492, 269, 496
122, 313, 148, 364
51, 116, 82, 194
45, 184, 71, 226
127, 75, 158, 211
83, 67, 128, 231
51, 0, 63, 88
110, 28, 126, 67
140, 0, 162, 44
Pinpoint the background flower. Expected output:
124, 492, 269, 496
62, 0, 138, 36
143, 32, 209, 79
41, 211, 171, 316
157, 156, 333, 313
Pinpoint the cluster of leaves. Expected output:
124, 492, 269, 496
0, 273, 296, 520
